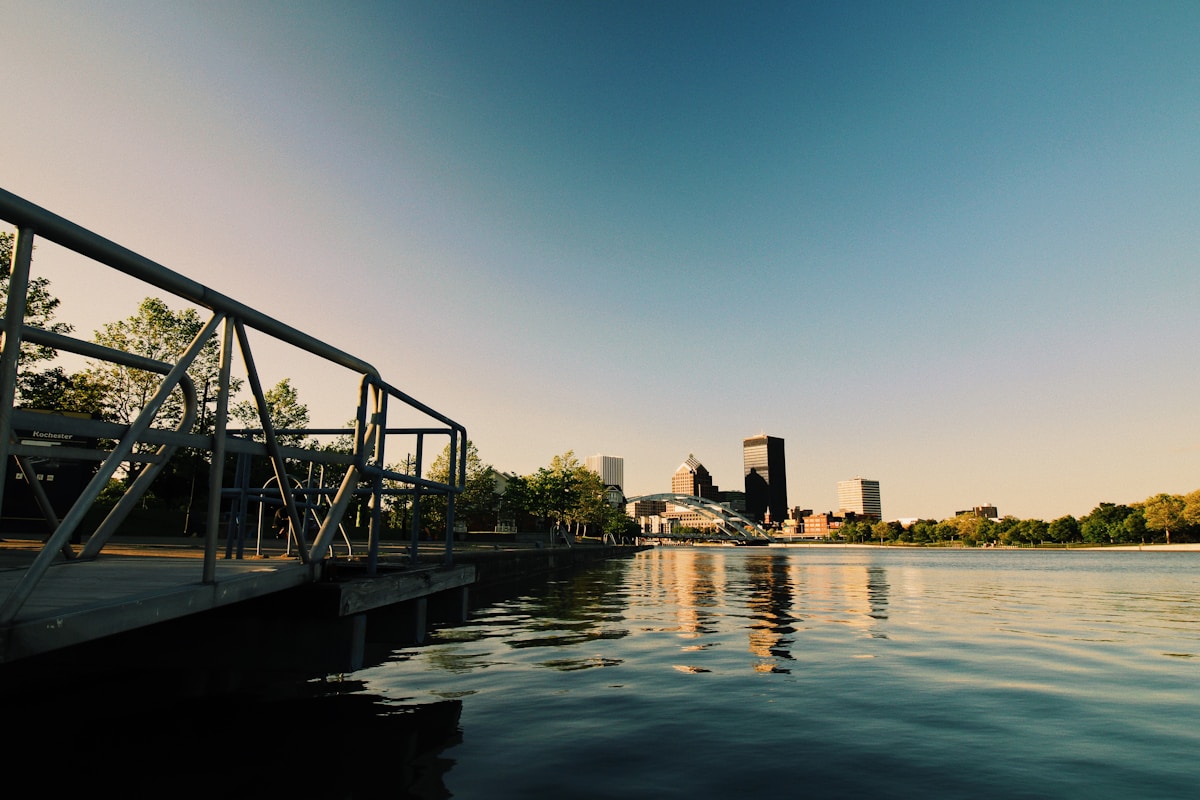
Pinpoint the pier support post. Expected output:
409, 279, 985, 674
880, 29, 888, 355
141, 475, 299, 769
412, 597, 428, 644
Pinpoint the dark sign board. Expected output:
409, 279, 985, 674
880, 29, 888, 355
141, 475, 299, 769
2, 409, 100, 533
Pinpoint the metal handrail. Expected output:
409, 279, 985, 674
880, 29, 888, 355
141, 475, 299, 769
0, 187, 466, 624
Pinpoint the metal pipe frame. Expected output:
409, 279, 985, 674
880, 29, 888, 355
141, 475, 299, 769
1, 187, 466, 623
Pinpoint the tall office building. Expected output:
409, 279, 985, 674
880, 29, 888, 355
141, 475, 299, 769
672, 454, 718, 499
586, 454, 624, 492
743, 434, 787, 524
837, 477, 882, 519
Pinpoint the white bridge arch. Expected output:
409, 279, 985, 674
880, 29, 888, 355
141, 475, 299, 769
625, 493, 773, 541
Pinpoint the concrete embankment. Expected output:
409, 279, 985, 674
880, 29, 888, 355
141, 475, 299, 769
442, 543, 651, 590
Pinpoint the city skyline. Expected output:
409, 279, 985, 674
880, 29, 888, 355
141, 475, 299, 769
3, 2, 1198, 522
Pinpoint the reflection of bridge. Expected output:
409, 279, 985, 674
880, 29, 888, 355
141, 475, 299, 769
626, 494, 773, 542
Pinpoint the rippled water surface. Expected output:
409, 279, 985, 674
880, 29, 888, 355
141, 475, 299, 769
364, 547, 1200, 799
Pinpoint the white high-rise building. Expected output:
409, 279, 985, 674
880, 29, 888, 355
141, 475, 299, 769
586, 454, 624, 492
838, 477, 882, 519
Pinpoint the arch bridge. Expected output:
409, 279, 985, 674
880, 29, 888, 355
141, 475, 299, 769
625, 493, 773, 542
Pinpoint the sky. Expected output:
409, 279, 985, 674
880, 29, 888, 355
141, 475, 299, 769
3, 0, 1198, 522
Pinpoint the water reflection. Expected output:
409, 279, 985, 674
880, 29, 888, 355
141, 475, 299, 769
866, 565, 890, 638
359, 548, 1200, 800
624, 548, 896, 672
745, 551, 797, 672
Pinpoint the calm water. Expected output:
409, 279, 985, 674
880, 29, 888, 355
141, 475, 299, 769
363, 546, 1200, 799
13, 546, 1199, 798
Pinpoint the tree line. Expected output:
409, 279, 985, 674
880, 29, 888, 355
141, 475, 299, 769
837, 491, 1200, 546
387, 446, 639, 542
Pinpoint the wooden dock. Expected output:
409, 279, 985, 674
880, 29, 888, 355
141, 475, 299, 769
0, 535, 474, 667
0, 534, 646, 677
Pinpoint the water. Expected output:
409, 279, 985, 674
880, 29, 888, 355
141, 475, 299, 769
363, 546, 1200, 799
11, 546, 1198, 798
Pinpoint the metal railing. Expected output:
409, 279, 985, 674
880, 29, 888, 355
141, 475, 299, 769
0, 187, 466, 625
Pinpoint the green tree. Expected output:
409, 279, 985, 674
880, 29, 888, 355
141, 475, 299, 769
839, 519, 869, 542
993, 516, 1020, 545
993, 516, 1049, 546
86, 297, 227, 430
1183, 489, 1200, 528
519, 451, 612, 536
231, 377, 310, 449
601, 504, 640, 542
1122, 507, 1147, 543
909, 519, 939, 543
872, 519, 901, 542
0, 230, 79, 407
1080, 503, 1135, 544
495, 472, 531, 531
421, 440, 497, 534
939, 513, 992, 545
1047, 515, 1080, 544
1141, 493, 1186, 544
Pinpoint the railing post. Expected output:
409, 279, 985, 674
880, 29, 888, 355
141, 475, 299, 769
234, 320, 309, 564
443, 429, 458, 566
367, 388, 385, 575
410, 434, 424, 563
204, 319, 234, 580
0, 226, 35, 523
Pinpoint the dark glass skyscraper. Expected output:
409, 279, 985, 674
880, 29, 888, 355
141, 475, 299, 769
743, 434, 787, 524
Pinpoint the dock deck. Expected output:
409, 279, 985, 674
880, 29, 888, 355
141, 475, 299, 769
0, 535, 475, 665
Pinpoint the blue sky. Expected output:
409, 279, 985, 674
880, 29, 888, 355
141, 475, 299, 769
3, 1, 1198, 520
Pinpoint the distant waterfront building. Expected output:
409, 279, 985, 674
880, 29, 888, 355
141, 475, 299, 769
802, 512, 843, 538
672, 454, 718, 499
627, 497, 668, 534
956, 504, 998, 519
585, 454, 624, 493
743, 434, 787, 525
837, 477, 882, 520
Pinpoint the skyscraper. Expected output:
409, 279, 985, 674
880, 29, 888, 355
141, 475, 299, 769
743, 434, 787, 524
672, 454, 717, 498
585, 454, 624, 492
837, 477, 882, 519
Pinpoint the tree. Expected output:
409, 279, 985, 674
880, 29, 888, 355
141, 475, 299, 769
908, 519, 939, 544
938, 513, 992, 545
1184, 489, 1200, 522
600, 504, 640, 542
1047, 515, 1081, 544
416, 440, 497, 536
838, 519, 869, 542
872, 520, 901, 542
1140, 493, 1184, 544
1081, 503, 1136, 544
0, 230, 78, 407
517, 451, 612, 536
231, 377, 310, 449
86, 297, 229, 430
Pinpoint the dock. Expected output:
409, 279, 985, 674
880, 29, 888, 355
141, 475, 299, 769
0, 188, 650, 696
0, 533, 648, 690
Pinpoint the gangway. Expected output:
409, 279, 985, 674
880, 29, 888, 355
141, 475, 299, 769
0, 187, 469, 663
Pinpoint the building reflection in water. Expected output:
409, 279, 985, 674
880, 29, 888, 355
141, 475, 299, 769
628, 547, 895, 671
745, 552, 798, 673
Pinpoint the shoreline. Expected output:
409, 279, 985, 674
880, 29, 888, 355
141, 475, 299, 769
762, 541, 1200, 551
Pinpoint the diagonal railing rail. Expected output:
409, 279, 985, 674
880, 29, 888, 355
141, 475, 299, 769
0, 187, 466, 625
